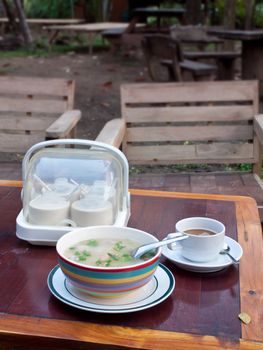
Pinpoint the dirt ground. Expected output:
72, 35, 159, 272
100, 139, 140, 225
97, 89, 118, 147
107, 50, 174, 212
0, 45, 149, 141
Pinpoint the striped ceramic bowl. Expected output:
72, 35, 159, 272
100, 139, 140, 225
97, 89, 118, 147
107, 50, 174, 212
56, 226, 161, 298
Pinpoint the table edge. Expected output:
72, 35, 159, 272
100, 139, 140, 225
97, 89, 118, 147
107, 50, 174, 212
0, 314, 261, 350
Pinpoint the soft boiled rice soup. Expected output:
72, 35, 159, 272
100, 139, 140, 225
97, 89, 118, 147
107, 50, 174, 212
65, 238, 155, 267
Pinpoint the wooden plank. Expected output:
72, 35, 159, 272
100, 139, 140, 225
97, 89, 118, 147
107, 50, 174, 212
196, 142, 254, 159
0, 18, 84, 24
124, 143, 254, 165
190, 174, 218, 193
0, 77, 72, 96
0, 98, 68, 114
254, 114, 263, 145
0, 180, 22, 187
125, 105, 254, 123
96, 118, 126, 148
121, 81, 259, 106
43, 22, 134, 31
66, 80, 75, 110
184, 51, 241, 59
235, 198, 263, 341
129, 172, 263, 208
46, 110, 81, 139
0, 132, 45, 152
126, 125, 253, 142
0, 115, 54, 131
0, 313, 262, 350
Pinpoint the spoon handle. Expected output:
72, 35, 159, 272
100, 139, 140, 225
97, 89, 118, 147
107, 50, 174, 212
132, 234, 188, 259
222, 251, 240, 264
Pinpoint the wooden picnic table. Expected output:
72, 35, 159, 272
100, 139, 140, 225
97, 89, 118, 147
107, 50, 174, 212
0, 182, 262, 349
207, 27, 263, 93
129, 7, 186, 31
43, 22, 142, 54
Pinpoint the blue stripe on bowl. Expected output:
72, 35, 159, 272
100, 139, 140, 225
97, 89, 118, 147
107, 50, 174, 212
67, 274, 153, 291
58, 258, 159, 279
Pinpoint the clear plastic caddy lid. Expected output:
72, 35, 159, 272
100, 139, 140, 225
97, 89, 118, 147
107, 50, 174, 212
16, 139, 130, 245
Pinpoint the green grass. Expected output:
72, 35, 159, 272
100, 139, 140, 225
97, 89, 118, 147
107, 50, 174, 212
0, 35, 110, 58
129, 163, 254, 175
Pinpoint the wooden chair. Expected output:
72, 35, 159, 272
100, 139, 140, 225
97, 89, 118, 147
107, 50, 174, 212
170, 25, 241, 80
141, 34, 217, 82
0, 76, 81, 153
96, 80, 263, 219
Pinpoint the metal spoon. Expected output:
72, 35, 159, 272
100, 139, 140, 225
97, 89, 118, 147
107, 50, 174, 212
220, 243, 240, 264
131, 233, 188, 259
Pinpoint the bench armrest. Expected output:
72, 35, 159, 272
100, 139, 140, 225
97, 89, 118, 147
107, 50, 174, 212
96, 118, 126, 148
254, 114, 263, 147
45, 110, 81, 139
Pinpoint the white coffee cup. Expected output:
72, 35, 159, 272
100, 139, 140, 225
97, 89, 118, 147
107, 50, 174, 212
174, 217, 225, 262
71, 197, 113, 227
28, 192, 70, 226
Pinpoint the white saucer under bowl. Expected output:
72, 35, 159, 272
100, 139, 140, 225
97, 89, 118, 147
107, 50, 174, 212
162, 236, 243, 273
47, 263, 175, 313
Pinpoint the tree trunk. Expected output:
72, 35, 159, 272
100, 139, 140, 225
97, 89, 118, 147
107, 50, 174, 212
13, 0, 33, 47
185, 0, 202, 25
2, 0, 19, 33
244, 0, 255, 29
223, 0, 236, 50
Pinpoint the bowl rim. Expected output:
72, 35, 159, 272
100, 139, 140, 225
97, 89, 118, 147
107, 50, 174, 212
56, 225, 161, 272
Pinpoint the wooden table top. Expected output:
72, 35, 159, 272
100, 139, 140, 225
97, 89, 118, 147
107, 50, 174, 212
0, 183, 262, 350
0, 18, 84, 24
43, 22, 135, 32
207, 27, 263, 40
132, 7, 186, 17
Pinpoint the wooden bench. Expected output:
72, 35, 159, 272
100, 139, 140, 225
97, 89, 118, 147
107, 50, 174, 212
183, 51, 241, 80
170, 25, 240, 79
96, 80, 263, 220
162, 58, 217, 80
142, 34, 217, 81
0, 76, 81, 153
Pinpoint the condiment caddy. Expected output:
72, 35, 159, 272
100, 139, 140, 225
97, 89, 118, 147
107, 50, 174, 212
16, 139, 130, 245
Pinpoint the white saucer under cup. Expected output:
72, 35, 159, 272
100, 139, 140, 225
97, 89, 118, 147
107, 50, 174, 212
162, 236, 243, 273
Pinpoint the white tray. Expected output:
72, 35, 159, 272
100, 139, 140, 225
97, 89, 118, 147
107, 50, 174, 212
16, 207, 130, 246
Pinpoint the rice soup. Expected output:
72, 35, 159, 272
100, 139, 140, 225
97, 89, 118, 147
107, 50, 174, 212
65, 238, 155, 267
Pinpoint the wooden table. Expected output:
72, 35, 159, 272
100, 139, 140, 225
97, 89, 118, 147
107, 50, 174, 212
0, 182, 262, 350
0, 18, 85, 26
43, 22, 142, 54
130, 7, 186, 31
207, 28, 263, 94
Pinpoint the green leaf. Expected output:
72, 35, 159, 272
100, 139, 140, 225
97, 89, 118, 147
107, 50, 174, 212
113, 241, 125, 251
87, 239, 98, 247
239, 312, 251, 324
